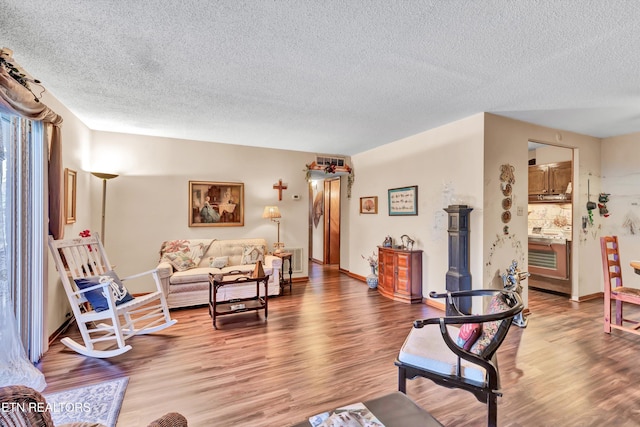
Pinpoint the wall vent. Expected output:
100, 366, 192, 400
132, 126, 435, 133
283, 247, 304, 273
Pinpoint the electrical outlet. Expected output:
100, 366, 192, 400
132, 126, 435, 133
517, 206, 524, 216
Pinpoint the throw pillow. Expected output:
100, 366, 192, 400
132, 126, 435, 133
160, 241, 206, 271
162, 251, 198, 272
469, 293, 511, 355
241, 245, 265, 265
160, 240, 209, 266
456, 322, 482, 351
74, 270, 134, 312
209, 256, 229, 268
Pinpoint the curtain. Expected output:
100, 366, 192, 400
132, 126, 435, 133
0, 56, 63, 391
0, 64, 63, 239
0, 114, 46, 391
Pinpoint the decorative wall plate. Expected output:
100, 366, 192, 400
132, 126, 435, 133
502, 198, 512, 210
502, 183, 512, 196
501, 211, 511, 223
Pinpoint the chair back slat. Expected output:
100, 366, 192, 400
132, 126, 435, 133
601, 236, 623, 290
48, 233, 112, 309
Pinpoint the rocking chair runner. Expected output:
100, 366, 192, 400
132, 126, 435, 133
48, 234, 177, 358
600, 235, 640, 336
395, 289, 523, 427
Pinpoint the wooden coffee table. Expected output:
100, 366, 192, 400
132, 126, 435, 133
208, 271, 270, 329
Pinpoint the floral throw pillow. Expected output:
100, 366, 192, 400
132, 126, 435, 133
469, 293, 511, 355
241, 245, 265, 265
160, 240, 206, 272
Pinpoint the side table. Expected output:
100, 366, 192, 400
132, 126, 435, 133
208, 271, 269, 329
274, 252, 293, 293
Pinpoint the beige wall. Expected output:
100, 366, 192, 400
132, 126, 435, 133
89, 131, 313, 294
600, 131, 640, 288
349, 114, 485, 303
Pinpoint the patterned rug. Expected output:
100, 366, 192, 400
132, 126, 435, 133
44, 377, 129, 427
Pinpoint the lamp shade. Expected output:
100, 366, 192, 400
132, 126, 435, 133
262, 206, 281, 219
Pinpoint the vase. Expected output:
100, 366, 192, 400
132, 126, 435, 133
366, 266, 378, 289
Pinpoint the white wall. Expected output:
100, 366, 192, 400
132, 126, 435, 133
348, 114, 485, 301
600, 132, 640, 288
88, 131, 313, 294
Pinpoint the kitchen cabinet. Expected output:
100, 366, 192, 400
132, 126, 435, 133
378, 246, 422, 304
528, 161, 572, 201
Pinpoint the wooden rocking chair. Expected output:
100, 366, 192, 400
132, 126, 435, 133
600, 236, 640, 336
48, 234, 177, 358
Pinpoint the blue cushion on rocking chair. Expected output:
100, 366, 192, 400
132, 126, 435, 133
74, 270, 134, 312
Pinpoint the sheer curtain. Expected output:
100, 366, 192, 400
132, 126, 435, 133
0, 113, 46, 391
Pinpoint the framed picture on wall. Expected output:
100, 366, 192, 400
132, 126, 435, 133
189, 181, 244, 227
360, 196, 378, 214
64, 168, 77, 224
388, 185, 418, 216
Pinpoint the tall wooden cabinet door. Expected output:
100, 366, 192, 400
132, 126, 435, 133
548, 161, 572, 194
378, 248, 395, 299
528, 165, 548, 194
394, 253, 412, 296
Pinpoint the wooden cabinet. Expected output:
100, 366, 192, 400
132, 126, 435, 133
528, 161, 572, 201
377, 246, 423, 304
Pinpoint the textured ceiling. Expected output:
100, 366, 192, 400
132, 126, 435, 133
2, 1, 640, 155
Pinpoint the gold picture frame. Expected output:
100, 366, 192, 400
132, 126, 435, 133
189, 181, 244, 227
64, 168, 77, 224
360, 196, 378, 214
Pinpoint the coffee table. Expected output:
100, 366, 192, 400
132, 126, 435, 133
208, 271, 270, 329
292, 392, 443, 427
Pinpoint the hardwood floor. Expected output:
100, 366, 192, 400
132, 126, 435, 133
39, 263, 640, 426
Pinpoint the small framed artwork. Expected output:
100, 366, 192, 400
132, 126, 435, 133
189, 181, 244, 227
388, 185, 418, 216
360, 196, 378, 214
64, 168, 77, 224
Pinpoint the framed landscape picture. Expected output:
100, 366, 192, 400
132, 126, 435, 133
388, 186, 418, 216
189, 181, 244, 227
360, 196, 378, 214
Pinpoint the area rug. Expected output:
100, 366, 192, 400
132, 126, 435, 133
44, 377, 128, 427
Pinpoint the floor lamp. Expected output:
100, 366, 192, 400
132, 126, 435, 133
91, 172, 118, 244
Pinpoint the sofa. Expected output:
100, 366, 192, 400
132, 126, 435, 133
156, 238, 281, 309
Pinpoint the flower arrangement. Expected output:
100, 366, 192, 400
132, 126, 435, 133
362, 251, 378, 271
79, 229, 92, 251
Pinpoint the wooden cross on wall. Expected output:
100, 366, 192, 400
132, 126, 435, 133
273, 179, 288, 201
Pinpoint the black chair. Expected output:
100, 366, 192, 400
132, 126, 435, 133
395, 289, 523, 427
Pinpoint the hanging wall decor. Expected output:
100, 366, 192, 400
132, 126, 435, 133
499, 164, 515, 231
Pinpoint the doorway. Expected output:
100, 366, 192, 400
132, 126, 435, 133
527, 141, 574, 296
308, 178, 341, 265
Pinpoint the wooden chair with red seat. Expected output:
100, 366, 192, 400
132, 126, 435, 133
600, 236, 640, 335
